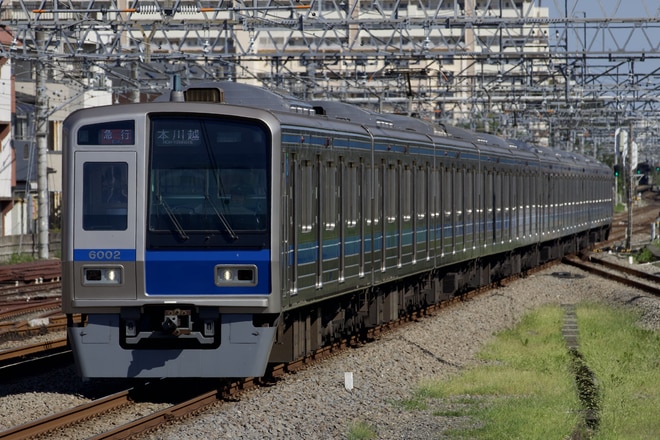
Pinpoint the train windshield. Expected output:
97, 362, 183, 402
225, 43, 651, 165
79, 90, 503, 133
147, 115, 270, 248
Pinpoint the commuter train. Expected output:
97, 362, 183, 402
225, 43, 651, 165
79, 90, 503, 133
61, 81, 613, 378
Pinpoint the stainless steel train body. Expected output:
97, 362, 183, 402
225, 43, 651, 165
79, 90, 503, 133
62, 82, 613, 378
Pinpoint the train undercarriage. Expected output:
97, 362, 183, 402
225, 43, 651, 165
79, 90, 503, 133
268, 226, 610, 364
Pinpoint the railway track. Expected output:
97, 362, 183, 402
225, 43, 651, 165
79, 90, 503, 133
0, 261, 557, 439
0, 389, 142, 440
0, 298, 67, 346
564, 254, 660, 298
0, 249, 657, 438
0, 338, 71, 381
0, 260, 62, 301
0, 377, 232, 440
0, 298, 61, 321
605, 190, 660, 247
2, 235, 659, 439
0, 338, 68, 365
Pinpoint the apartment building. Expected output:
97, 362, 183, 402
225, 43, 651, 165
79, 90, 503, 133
0, 0, 552, 235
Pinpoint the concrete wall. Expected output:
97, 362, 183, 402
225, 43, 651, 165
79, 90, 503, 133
0, 231, 61, 262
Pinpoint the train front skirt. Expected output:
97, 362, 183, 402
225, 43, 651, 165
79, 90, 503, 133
67, 313, 277, 378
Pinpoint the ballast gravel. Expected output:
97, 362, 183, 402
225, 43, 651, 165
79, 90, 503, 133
1, 261, 658, 439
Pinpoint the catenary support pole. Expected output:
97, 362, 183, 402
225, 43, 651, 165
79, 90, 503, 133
35, 30, 50, 260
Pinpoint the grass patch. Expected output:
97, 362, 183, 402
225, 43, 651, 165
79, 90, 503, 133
347, 420, 377, 440
577, 303, 660, 439
396, 303, 660, 439
634, 247, 655, 264
4, 253, 36, 265
407, 306, 579, 439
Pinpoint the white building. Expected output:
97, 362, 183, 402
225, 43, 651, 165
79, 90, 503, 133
0, 0, 553, 236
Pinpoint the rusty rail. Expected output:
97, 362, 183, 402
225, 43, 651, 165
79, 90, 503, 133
563, 255, 660, 297
0, 390, 133, 440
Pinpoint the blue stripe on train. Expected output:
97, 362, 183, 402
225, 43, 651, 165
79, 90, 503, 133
145, 249, 271, 296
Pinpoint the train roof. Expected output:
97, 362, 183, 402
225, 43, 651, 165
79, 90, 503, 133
311, 101, 461, 140
156, 81, 316, 115
152, 81, 608, 172
309, 100, 385, 127
162, 82, 445, 135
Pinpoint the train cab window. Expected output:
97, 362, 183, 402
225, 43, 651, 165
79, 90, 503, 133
147, 116, 270, 247
82, 162, 128, 230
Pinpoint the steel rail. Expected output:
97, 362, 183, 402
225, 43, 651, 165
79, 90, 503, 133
563, 255, 660, 298
88, 389, 226, 440
0, 390, 133, 440
0, 337, 68, 363
0, 298, 61, 320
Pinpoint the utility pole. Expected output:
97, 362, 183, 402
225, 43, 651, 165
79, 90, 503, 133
625, 121, 634, 251
35, 31, 50, 260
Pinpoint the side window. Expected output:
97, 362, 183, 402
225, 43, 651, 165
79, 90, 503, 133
301, 160, 314, 233
402, 165, 412, 222
346, 162, 358, 228
416, 165, 427, 220
83, 162, 128, 230
431, 167, 440, 220
386, 163, 397, 223
443, 166, 452, 225
324, 161, 337, 231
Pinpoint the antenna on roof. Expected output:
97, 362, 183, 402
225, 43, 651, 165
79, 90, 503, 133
170, 74, 184, 102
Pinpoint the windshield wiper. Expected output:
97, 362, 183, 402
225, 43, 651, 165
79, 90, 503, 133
158, 195, 189, 240
205, 195, 238, 240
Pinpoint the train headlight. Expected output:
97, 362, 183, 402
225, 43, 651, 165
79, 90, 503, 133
83, 266, 123, 285
215, 265, 257, 286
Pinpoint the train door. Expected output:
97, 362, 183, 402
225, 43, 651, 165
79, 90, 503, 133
502, 171, 511, 243
348, 160, 362, 278
476, 166, 486, 248
442, 165, 453, 256
430, 166, 440, 262
465, 167, 474, 251
415, 162, 429, 263
284, 153, 318, 305
340, 158, 360, 284
320, 156, 339, 289
522, 173, 528, 239
364, 161, 377, 278
485, 169, 494, 246
358, 159, 367, 278
383, 161, 397, 272
402, 163, 412, 266
284, 153, 297, 306
456, 166, 465, 253
372, 161, 385, 276
494, 169, 500, 244
72, 152, 137, 300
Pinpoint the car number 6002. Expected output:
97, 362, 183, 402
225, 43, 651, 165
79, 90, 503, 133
88, 250, 121, 260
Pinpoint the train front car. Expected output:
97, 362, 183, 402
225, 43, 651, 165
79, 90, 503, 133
61, 103, 281, 378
